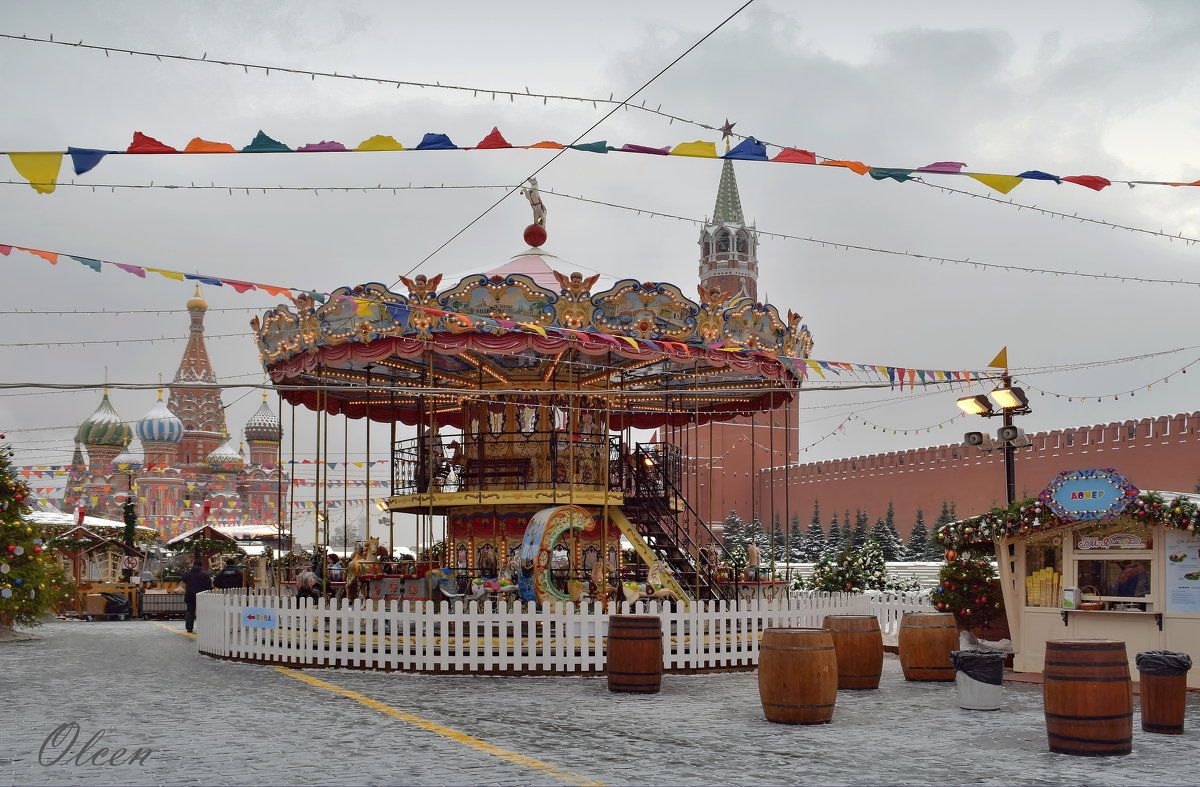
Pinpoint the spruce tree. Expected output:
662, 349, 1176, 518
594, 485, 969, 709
852, 510, 870, 549
808, 537, 894, 593
1, 437, 72, 630
121, 498, 138, 582
721, 510, 745, 551
903, 511, 930, 561
787, 513, 806, 562
929, 501, 955, 560
871, 518, 903, 561
826, 514, 842, 555
803, 517, 825, 561
769, 514, 786, 562
720, 511, 748, 573
744, 516, 765, 555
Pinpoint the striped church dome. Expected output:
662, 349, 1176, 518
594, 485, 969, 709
136, 389, 184, 444
75, 391, 132, 449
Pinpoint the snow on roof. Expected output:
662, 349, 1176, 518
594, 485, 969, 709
24, 504, 157, 534
165, 524, 237, 545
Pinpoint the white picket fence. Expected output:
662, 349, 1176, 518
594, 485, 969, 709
196, 589, 932, 675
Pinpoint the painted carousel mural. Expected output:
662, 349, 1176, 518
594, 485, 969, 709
250, 182, 814, 608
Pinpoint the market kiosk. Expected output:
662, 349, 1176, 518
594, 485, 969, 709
986, 470, 1200, 686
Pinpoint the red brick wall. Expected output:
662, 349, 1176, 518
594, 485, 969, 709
685, 412, 1200, 537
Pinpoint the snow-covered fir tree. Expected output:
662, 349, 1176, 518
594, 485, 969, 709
787, 513, 806, 562
806, 537, 919, 593
871, 518, 903, 561
826, 514, 842, 554
903, 510, 930, 561
851, 511, 870, 548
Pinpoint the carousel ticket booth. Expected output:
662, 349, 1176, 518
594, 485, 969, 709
994, 469, 1200, 686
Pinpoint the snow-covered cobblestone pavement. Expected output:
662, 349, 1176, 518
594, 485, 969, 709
2, 619, 1198, 786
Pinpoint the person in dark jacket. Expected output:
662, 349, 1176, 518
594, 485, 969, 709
181, 562, 213, 633
214, 559, 244, 590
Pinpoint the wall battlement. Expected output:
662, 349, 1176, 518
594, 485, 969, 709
753, 412, 1200, 535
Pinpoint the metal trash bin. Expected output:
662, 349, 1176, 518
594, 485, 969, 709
950, 650, 1005, 711
1136, 650, 1193, 734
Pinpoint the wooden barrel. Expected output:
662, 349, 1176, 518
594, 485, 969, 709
1140, 673, 1187, 734
898, 612, 957, 681
1043, 639, 1132, 756
758, 627, 837, 724
606, 615, 663, 694
822, 614, 883, 689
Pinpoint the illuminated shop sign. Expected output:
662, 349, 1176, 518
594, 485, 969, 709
1040, 469, 1140, 521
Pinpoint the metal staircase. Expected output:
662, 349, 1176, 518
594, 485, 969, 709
618, 443, 730, 601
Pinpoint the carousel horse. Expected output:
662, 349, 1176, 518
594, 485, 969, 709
340, 537, 385, 601
621, 561, 680, 605
590, 560, 613, 604
570, 561, 613, 604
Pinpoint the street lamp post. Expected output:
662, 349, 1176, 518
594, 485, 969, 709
957, 373, 1032, 505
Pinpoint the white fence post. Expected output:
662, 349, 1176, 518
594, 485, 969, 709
194, 590, 929, 673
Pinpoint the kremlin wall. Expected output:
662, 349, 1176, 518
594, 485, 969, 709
742, 410, 1200, 536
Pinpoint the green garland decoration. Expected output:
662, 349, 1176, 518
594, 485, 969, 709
936, 491, 1200, 551
166, 537, 244, 554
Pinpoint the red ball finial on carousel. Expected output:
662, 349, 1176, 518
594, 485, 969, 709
520, 177, 547, 248
523, 223, 547, 248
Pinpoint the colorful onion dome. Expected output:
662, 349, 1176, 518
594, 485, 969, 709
187, 284, 208, 312
206, 432, 244, 470
75, 390, 133, 448
136, 389, 184, 444
114, 441, 142, 470
244, 393, 282, 443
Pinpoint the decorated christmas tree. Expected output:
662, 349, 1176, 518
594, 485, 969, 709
932, 543, 1004, 630
0, 436, 69, 631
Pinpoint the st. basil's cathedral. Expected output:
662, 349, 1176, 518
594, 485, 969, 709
63, 288, 286, 538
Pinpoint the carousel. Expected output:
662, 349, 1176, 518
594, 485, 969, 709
250, 183, 813, 610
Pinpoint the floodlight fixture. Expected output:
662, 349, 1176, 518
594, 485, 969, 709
991, 386, 1029, 410
956, 395, 994, 416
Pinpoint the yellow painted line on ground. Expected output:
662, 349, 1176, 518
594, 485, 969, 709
149, 621, 196, 639
148, 620, 602, 785
273, 666, 605, 787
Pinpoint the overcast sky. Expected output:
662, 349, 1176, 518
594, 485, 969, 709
3, 1, 1199, 547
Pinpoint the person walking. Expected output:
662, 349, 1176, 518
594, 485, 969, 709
214, 559, 245, 590
181, 561, 213, 634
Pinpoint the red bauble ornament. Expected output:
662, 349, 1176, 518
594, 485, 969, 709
945, 549, 957, 561
523, 223, 547, 248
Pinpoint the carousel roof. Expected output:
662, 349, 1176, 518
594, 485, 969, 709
251, 242, 814, 430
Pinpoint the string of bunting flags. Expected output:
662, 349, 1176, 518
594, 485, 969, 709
63, 494, 383, 510
11, 460, 390, 477
1, 240, 1001, 391
4, 127, 1195, 197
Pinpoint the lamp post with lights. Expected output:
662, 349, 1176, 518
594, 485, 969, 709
957, 374, 1032, 505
